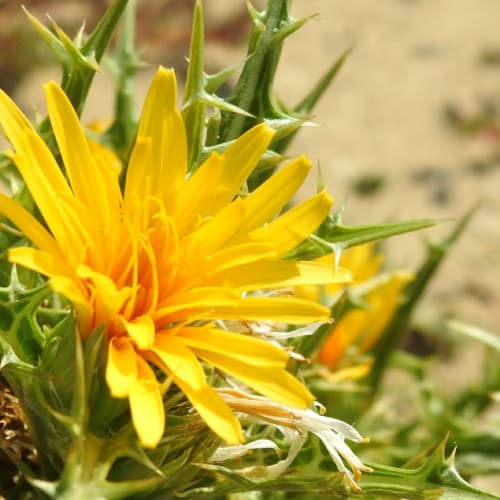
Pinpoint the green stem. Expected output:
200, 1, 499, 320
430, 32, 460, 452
182, 0, 206, 171
109, 0, 142, 189
219, 0, 289, 142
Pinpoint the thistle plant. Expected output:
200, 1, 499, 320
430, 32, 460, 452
0, 1, 499, 499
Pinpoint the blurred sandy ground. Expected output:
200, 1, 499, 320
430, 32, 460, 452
9, 0, 500, 334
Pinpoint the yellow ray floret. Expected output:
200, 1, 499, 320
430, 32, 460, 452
0, 67, 350, 448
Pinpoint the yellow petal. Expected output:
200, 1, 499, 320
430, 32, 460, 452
129, 357, 164, 448
92, 148, 123, 225
77, 265, 131, 315
193, 348, 314, 409
178, 327, 289, 367
234, 155, 312, 236
154, 287, 239, 324
137, 233, 159, 314
152, 334, 243, 444
319, 362, 372, 382
123, 136, 153, 214
357, 272, 414, 352
8, 247, 76, 282
244, 190, 333, 256
9, 139, 73, 244
319, 272, 414, 368
206, 242, 276, 275
106, 337, 138, 398
201, 123, 274, 215
45, 82, 110, 227
172, 152, 224, 231
0, 192, 62, 256
122, 315, 156, 350
0, 90, 73, 228
200, 296, 330, 324
134, 67, 187, 205
207, 260, 352, 291
340, 243, 383, 283
0, 88, 38, 150
317, 323, 350, 368
48, 275, 93, 335
183, 198, 245, 258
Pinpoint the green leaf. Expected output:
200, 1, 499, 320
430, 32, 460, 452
288, 217, 439, 260
447, 321, 500, 353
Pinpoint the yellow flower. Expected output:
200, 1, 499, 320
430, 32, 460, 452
318, 271, 414, 369
296, 244, 412, 378
296, 243, 383, 303
0, 68, 350, 448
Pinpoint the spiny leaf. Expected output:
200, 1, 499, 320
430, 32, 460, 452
273, 48, 351, 153
295, 48, 352, 115
204, 62, 241, 94
360, 438, 500, 499
26, 0, 129, 117
287, 217, 439, 260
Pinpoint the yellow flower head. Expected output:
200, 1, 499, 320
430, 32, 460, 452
0, 68, 350, 448
319, 271, 414, 370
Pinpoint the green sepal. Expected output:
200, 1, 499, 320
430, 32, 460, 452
270, 14, 313, 44
0, 310, 76, 480
214, 0, 350, 192
204, 109, 221, 147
